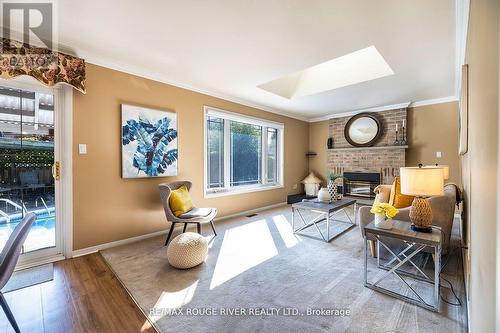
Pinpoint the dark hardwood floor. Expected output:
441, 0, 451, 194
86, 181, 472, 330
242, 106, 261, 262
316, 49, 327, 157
0, 253, 156, 333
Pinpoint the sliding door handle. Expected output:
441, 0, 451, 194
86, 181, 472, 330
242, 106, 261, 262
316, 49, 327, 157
52, 161, 61, 181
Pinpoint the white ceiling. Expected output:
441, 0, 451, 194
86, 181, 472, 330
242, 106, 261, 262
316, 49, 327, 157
56, 0, 456, 121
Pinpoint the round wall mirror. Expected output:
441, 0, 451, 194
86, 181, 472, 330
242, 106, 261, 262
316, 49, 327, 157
344, 113, 383, 147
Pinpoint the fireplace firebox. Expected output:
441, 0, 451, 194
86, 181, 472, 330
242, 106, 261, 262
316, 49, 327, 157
343, 172, 381, 199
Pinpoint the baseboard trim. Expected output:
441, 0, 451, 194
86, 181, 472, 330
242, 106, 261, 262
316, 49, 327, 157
71, 229, 169, 258
71, 202, 289, 258
214, 202, 288, 222
15, 254, 65, 271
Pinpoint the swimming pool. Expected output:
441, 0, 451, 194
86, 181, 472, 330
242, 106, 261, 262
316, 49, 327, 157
0, 212, 56, 253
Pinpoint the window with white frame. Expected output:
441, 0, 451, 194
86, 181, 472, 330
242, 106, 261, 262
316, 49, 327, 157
204, 106, 284, 196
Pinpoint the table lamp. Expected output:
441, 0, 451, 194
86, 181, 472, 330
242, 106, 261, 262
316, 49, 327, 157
400, 165, 444, 233
425, 164, 449, 180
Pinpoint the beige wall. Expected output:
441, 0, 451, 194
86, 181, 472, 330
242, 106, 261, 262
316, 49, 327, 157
308, 103, 461, 185
308, 120, 329, 185
407, 102, 461, 185
461, 0, 499, 332
72, 64, 309, 250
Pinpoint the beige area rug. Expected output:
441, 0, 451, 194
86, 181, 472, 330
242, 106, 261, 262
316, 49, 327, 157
101, 206, 467, 333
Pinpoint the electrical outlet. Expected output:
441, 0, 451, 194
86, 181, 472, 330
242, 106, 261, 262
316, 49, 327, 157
436, 151, 442, 158
292, 184, 298, 190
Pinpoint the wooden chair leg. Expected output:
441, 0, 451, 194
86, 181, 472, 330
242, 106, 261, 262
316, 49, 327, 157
369, 240, 377, 258
197, 223, 201, 234
0, 292, 20, 333
210, 220, 217, 236
165, 222, 176, 246
183, 223, 188, 233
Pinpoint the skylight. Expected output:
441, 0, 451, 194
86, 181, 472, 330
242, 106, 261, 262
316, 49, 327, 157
258, 46, 394, 99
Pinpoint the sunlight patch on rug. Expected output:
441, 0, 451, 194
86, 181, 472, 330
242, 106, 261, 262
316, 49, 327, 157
272, 214, 301, 248
210, 219, 277, 289
150, 280, 199, 322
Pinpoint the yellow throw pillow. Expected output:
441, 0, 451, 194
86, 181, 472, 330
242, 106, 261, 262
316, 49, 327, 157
169, 185, 194, 217
389, 176, 415, 208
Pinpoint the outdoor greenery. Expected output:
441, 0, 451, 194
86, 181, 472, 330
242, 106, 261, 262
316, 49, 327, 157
230, 121, 261, 186
207, 118, 263, 187
0, 148, 53, 167
207, 117, 224, 188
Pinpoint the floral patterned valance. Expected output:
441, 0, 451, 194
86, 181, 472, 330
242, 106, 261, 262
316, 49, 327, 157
0, 38, 86, 93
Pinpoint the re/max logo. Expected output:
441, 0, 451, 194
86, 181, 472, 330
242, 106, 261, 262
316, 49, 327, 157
1, 1, 54, 51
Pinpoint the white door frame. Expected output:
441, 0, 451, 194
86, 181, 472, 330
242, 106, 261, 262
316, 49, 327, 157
0, 78, 73, 269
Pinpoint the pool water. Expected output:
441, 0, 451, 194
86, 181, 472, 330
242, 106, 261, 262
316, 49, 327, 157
0, 214, 56, 253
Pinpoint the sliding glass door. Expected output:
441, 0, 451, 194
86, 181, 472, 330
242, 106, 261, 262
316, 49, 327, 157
0, 83, 61, 260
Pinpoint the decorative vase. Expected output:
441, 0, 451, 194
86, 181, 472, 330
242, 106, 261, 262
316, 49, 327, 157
374, 215, 393, 229
317, 187, 330, 202
327, 180, 338, 202
327, 137, 334, 149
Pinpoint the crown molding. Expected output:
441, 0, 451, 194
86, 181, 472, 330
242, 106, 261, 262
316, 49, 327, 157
308, 102, 411, 122
79, 53, 310, 123
308, 96, 459, 122
409, 95, 458, 108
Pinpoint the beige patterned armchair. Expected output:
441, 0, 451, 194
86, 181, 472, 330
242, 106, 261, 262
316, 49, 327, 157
357, 184, 457, 257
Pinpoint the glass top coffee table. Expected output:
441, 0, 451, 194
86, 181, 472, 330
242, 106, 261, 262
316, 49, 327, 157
291, 198, 357, 242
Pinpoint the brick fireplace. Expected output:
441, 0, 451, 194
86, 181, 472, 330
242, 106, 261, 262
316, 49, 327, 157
327, 108, 407, 186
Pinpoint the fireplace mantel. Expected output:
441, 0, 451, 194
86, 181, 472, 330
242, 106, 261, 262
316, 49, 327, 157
328, 145, 408, 152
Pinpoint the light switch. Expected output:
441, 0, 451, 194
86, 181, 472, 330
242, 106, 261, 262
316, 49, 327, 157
436, 151, 442, 158
79, 144, 87, 155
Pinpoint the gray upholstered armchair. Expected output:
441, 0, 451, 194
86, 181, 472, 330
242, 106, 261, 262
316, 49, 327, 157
357, 184, 457, 257
159, 181, 217, 246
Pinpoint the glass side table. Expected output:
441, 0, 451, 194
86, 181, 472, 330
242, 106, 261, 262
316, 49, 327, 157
363, 220, 442, 312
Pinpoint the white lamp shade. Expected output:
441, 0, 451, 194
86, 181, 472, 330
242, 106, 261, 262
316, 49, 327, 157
400, 167, 444, 197
424, 165, 449, 180
301, 172, 322, 184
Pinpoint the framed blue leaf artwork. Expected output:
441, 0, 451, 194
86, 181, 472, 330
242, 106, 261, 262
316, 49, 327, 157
121, 104, 178, 178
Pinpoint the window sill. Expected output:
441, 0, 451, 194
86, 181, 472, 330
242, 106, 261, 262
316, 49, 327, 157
204, 184, 284, 198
